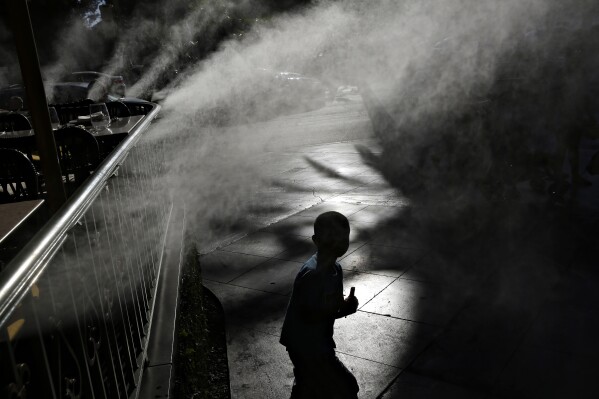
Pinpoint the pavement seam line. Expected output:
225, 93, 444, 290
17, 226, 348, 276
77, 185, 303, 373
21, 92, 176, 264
334, 350, 403, 369
207, 279, 291, 297
357, 274, 400, 310
249, 327, 402, 369
356, 309, 443, 328
341, 267, 404, 279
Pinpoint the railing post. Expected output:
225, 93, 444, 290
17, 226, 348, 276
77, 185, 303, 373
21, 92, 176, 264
5, 0, 67, 213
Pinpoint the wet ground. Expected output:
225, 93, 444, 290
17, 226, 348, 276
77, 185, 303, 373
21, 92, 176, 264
193, 95, 599, 398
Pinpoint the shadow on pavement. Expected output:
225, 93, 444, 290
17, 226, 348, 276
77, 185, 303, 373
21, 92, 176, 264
199, 80, 599, 397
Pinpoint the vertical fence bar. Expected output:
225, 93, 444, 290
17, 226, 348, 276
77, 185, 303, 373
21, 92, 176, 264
106, 189, 145, 357
98, 193, 139, 384
83, 212, 125, 397
90, 204, 137, 395
60, 244, 97, 399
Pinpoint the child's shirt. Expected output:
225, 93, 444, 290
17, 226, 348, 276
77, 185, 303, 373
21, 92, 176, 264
280, 253, 344, 354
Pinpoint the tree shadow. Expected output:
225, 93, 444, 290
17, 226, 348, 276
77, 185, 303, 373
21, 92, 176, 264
348, 80, 599, 390
199, 55, 599, 392
302, 156, 367, 185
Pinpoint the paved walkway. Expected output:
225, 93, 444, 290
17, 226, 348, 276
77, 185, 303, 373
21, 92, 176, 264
198, 136, 599, 398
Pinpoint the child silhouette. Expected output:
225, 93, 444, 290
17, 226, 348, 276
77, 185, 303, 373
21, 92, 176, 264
280, 211, 359, 399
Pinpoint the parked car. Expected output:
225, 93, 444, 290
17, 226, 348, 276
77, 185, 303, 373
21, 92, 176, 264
69, 71, 126, 97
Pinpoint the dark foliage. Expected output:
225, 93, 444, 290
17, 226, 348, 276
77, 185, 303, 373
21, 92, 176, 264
174, 244, 230, 399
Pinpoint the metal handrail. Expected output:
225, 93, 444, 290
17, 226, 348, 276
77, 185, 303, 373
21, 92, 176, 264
0, 103, 162, 327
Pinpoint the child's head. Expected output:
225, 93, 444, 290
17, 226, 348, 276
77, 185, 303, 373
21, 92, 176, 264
312, 211, 350, 258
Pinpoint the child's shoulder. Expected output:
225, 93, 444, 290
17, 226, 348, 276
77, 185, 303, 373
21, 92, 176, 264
298, 253, 318, 276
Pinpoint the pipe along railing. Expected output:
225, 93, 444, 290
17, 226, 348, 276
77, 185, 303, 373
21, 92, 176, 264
0, 104, 169, 398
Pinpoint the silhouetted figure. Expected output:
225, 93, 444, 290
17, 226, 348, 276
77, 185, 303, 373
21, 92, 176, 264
280, 211, 359, 399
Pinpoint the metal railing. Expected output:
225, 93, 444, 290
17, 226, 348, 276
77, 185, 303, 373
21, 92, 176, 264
0, 103, 169, 398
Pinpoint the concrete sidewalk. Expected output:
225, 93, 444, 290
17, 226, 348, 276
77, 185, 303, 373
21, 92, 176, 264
199, 138, 599, 398
201, 139, 412, 398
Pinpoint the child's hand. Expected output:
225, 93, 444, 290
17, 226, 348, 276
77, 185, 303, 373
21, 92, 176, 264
344, 295, 359, 314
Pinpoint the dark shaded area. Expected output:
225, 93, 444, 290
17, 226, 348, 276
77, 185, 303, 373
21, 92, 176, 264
0, 0, 102, 83
174, 244, 230, 399
358, 14, 599, 208
351, 23, 599, 394
356, 77, 598, 303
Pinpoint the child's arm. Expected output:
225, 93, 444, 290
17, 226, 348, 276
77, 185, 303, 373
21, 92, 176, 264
296, 271, 343, 323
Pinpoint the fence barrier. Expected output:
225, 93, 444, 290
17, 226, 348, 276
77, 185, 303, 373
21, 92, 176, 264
0, 104, 172, 398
